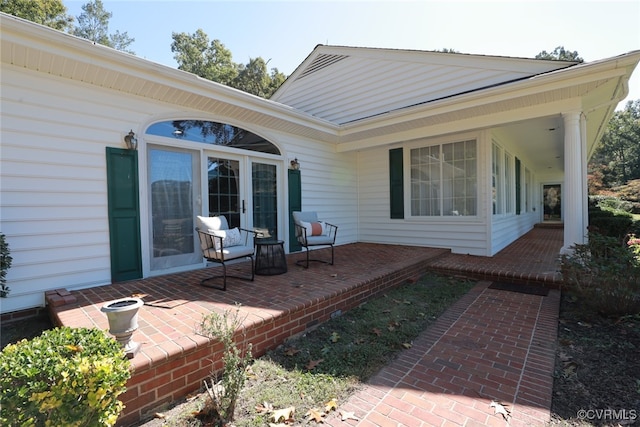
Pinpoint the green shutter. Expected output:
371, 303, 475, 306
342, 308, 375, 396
106, 147, 142, 282
515, 157, 522, 215
389, 148, 404, 219
288, 169, 302, 252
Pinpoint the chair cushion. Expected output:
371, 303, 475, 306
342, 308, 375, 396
302, 235, 335, 245
196, 216, 230, 250
203, 244, 254, 261
197, 215, 229, 232
292, 211, 319, 224
299, 221, 326, 236
210, 227, 243, 250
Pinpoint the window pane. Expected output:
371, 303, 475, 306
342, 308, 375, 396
147, 120, 280, 154
150, 149, 194, 258
410, 140, 476, 217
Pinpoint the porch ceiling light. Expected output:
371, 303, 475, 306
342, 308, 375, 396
124, 130, 138, 150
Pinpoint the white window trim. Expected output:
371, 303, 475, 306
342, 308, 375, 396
403, 132, 480, 221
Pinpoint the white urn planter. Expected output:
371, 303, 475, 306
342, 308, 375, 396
101, 297, 143, 359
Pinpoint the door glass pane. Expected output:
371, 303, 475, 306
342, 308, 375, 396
149, 149, 197, 269
208, 157, 241, 228
253, 163, 277, 239
543, 184, 561, 221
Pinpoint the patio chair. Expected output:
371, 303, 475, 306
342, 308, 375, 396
292, 211, 338, 268
195, 215, 257, 291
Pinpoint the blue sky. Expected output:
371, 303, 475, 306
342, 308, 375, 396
64, 1, 640, 109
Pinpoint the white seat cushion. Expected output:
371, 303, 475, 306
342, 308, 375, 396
203, 244, 254, 261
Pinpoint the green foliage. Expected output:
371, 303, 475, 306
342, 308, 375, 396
590, 100, 640, 188
0, 0, 73, 31
561, 233, 640, 316
535, 46, 583, 62
72, 0, 135, 53
0, 233, 12, 297
0, 327, 131, 426
197, 306, 253, 426
588, 199, 635, 240
170, 29, 286, 98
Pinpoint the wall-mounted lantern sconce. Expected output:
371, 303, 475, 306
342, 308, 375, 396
290, 158, 300, 170
124, 130, 138, 150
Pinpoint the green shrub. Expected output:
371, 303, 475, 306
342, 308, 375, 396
561, 233, 640, 316
0, 233, 12, 297
0, 327, 131, 426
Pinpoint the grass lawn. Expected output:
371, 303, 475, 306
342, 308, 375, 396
136, 273, 475, 426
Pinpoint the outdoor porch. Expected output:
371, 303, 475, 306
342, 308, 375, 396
46, 225, 563, 425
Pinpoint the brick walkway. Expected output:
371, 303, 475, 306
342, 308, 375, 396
326, 281, 560, 427
46, 225, 564, 426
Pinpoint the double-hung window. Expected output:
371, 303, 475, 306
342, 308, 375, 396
410, 139, 477, 217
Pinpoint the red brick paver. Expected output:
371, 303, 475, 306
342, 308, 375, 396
44, 226, 564, 426
326, 281, 560, 427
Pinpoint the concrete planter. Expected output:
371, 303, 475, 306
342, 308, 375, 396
101, 297, 143, 358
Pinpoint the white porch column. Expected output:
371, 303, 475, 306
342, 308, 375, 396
561, 111, 588, 253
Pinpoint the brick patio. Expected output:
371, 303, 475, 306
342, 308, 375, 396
47, 225, 564, 426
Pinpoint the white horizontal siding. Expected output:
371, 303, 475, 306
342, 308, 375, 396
274, 132, 358, 246
356, 146, 489, 256
0, 65, 360, 313
0, 66, 173, 313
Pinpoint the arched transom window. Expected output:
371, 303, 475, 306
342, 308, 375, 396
146, 120, 280, 155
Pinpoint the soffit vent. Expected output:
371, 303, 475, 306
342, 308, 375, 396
298, 54, 349, 79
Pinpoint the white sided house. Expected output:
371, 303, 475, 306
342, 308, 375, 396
1, 13, 639, 314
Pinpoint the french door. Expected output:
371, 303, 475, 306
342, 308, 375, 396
148, 146, 201, 270
148, 147, 280, 272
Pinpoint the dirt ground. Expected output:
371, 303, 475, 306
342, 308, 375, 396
549, 294, 640, 426
2, 293, 638, 426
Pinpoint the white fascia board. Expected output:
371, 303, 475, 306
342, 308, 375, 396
336, 98, 582, 153
1, 13, 338, 138
338, 66, 629, 140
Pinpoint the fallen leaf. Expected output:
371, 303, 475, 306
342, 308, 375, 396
284, 346, 301, 356
324, 398, 338, 412
330, 332, 340, 343
65, 344, 83, 352
330, 273, 338, 278
353, 338, 366, 345
340, 410, 359, 421
490, 400, 511, 421
306, 359, 324, 370
153, 412, 166, 419
306, 408, 326, 423
256, 401, 274, 414
402, 342, 412, 349
131, 293, 148, 299
271, 406, 295, 423
372, 328, 382, 336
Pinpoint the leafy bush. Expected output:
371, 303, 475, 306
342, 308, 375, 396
0, 233, 12, 297
0, 327, 131, 426
588, 205, 634, 240
197, 306, 253, 426
561, 233, 640, 316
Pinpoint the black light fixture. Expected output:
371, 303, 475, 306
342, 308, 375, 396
290, 158, 300, 170
124, 130, 138, 150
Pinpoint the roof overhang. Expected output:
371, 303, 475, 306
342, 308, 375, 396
2, 12, 639, 172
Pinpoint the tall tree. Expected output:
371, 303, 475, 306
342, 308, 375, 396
0, 0, 73, 31
73, 0, 134, 53
591, 100, 640, 186
171, 29, 285, 98
171, 30, 238, 86
535, 46, 583, 62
